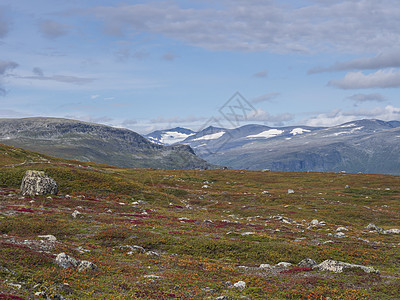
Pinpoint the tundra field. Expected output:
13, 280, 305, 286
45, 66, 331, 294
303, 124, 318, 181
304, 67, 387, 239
0, 144, 399, 299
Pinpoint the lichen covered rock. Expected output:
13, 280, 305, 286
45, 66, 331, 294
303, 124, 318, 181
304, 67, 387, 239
20, 170, 58, 196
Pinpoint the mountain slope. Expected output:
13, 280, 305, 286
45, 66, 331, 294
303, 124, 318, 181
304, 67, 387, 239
0, 117, 212, 169
196, 119, 400, 174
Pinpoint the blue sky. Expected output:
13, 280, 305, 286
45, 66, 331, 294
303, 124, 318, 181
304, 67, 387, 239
1, 0, 400, 133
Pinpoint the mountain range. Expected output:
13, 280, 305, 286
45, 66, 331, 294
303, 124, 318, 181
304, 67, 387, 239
146, 119, 400, 174
0, 117, 212, 170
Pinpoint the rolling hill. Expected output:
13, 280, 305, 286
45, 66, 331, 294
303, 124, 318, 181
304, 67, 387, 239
0, 117, 212, 170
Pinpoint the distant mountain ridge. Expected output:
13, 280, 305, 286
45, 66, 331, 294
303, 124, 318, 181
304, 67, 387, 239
0, 117, 212, 170
146, 119, 400, 174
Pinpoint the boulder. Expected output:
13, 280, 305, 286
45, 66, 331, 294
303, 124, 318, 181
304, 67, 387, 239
77, 260, 97, 272
259, 264, 273, 269
314, 259, 379, 274
298, 258, 317, 268
55, 253, 97, 272
20, 170, 58, 196
72, 210, 83, 219
55, 253, 78, 269
233, 281, 246, 291
38, 235, 57, 242
276, 262, 292, 268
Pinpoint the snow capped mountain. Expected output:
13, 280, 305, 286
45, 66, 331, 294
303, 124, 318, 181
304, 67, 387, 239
145, 127, 195, 145
147, 119, 400, 174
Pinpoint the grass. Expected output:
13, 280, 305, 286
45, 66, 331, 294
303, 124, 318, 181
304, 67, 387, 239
0, 144, 399, 299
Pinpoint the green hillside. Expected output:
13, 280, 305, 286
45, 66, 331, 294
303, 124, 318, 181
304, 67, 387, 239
1, 144, 399, 299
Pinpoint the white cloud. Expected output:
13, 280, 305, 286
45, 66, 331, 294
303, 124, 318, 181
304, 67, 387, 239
253, 70, 268, 78
18, 74, 95, 85
91, 1, 400, 53
329, 69, 400, 89
150, 115, 206, 124
162, 52, 177, 61
246, 108, 294, 126
38, 20, 68, 39
309, 50, 400, 73
32, 67, 44, 77
305, 105, 400, 127
0, 60, 18, 75
251, 92, 280, 104
0, 60, 18, 96
0, 9, 10, 38
348, 93, 386, 103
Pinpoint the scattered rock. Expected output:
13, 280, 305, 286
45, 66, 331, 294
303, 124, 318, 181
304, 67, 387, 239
20, 170, 58, 196
314, 259, 379, 274
259, 264, 272, 269
310, 219, 319, 225
38, 235, 57, 242
76, 246, 91, 253
298, 258, 317, 268
77, 260, 98, 272
55, 253, 78, 269
233, 281, 246, 291
72, 210, 83, 218
144, 274, 161, 279
7, 282, 22, 289
119, 245, 146, 254
241, 232, 256, 236
336, 227, 348, 232
365, 223, 399, 234
385, 228, 400, 234
145, 250, 160, 257
55, 253, 96, 272
334, 232, 346, 238
276, 262, 292, 268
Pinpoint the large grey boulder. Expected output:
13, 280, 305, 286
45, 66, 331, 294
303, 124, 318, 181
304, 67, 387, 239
314, 259, 379, 274
55, 253, 78, 269
20, 170, 58, 196
55, 253, 97, 272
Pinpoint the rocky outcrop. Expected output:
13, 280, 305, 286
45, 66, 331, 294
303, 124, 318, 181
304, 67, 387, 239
55, 252, 97, 272
20, 170, 58, 196
314, 259, 379, 274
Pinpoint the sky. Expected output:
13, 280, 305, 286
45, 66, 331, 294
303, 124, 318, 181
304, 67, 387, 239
1, 0, 400, 134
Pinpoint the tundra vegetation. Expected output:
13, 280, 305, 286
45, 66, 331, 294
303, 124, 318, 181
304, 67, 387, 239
0, 144, 399, 299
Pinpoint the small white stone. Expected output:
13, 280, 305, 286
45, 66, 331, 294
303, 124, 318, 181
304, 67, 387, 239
38, 235, 57, 242
72, 210, 83, 218
259, 264, 272, 269
336, 227, 348, 232
277, 262, 292, 268
233, 281, 246, 291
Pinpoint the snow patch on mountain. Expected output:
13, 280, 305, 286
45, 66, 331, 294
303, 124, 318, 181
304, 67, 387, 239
159, 132, 194, 144
247, 129, 284, 139
325, 127, 364, 137
193, 131, 225, 141
290, 128, 311, 135
339, 123, 356, 128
